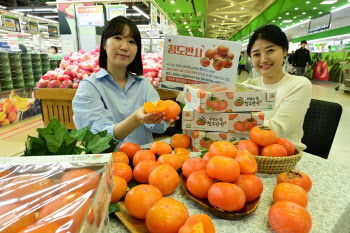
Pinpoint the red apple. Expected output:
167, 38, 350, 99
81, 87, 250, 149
312, 61, 329, 81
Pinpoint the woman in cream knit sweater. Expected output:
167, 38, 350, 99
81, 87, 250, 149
244, 24, 312, 150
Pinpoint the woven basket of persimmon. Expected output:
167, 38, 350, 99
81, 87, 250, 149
233, 141, 303, 174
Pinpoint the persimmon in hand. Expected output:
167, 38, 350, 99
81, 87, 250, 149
144, 100, 167, 114
143, 100, 181, 120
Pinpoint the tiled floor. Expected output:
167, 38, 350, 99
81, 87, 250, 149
1, 74, 349, 168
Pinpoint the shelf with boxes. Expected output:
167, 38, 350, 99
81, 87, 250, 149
182, 83, 276, 151
0, 52, 61, 92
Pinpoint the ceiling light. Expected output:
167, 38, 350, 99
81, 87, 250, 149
282, 20, 293, 23
278, 17, 281, 19
184, 22, 187, 24
11, 11, 24, 15
272, 20, 275, 22
216, 8, 218, 10
241, 7, 244, 10
309, 16, 312, 18
231, 3, 233, 5
214, 18, 216, 21
293, 16, 297, 18
44, 16, 59, 18
221, 24, 223, 25
233, 18, 236, 21
188, 29, 190, 31
225, 30, 227, 32
300, 20, 303, 21
332, 6, 336, 8
212, 26, 214, 28
219, 29, 221, 31
306, 1, 310, 3
320, 1, 337, 4
132, 6, 150, 19
225, 15, 227, 17
313, 7, 317, 9
286, 12, 289, 15
319, 12, 322, 14
280, 23, 282, 25
295, 8, 299, 10
302, 12, 306, 14
170, 0, 175, 3
176, 10, 180, 12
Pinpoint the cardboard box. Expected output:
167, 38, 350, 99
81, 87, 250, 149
184, 130, 250, 152
0, 154, 113, 233
182, 104, 264, 133
184, 83, 276, 113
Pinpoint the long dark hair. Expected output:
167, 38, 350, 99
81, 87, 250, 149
99, 16, 143, 75
247, 24, 288, 58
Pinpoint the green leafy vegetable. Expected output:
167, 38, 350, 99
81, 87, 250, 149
109, 202, 120, 214
23, 116, 118, 156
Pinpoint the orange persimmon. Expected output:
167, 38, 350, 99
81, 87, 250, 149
144, 100, 167, 114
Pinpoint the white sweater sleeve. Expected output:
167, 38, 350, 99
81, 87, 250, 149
264, 77, 312, 141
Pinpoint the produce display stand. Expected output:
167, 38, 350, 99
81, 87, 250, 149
35, 88, 179, 129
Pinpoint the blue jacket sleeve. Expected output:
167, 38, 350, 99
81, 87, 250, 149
72, 79, 116, 138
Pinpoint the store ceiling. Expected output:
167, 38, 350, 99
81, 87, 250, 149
205, 0, 275, 39
154, 0, 205, 38
1, 0, 349, 41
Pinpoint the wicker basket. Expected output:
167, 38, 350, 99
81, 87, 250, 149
233, 141, 303, 174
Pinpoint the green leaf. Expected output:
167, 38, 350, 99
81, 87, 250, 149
24, 136, 48, 156
199, 148, 209, 158
70, 125, 91, 141
86, 134, 114, 154
82, 131, 95, 148
97, 130, 108, 138
73, 146, 85, 155
109, 202, 120, 214
103, 139, 119, 153
44, 123, 70, 154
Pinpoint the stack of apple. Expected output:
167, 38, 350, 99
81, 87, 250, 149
142, 53, 163, 87
36, 46, 101, 89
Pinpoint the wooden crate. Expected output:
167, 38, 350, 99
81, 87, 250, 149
35, 88, 179, 130
35, 88, 77, 129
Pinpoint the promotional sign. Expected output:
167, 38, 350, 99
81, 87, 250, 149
308, 51, 350, 82
160, 35, 242, 91
3, 15, 21, 32
48, 25, 58, 37
29, 21, 39, 33
150, 3, 157, 27
107, 5, 126, 21
77, 5, 104, 27
160, 14, 165, 33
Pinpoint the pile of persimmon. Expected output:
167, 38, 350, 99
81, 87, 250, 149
143, 99, 181, 121
125, 185, 216, 233
183, 141, 263, 212
113, 141, 190, 200
0, 168, 101, 233
200, 44, 234, 71
268, 170, 313, 233
236, 126, 296, 157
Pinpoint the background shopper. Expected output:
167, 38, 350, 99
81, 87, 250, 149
72, 16, 177, 148
292, 40, 312, 76
238, 51, 250, 75
244, 24, 312, 150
